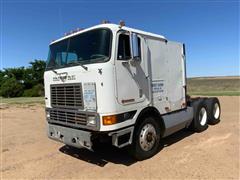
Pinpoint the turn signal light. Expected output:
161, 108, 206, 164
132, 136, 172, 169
102, 115, 117, 125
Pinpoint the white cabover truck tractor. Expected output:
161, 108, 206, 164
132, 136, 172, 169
44, 21, 221, 160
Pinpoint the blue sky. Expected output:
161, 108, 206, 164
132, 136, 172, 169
0, 0, 239, 77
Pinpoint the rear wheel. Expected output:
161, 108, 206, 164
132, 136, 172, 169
129, 116, 161, 160
204, 97, 221, 125
190, 99, 208, 132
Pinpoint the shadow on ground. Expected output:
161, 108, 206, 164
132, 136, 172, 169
59, 129, 194, 167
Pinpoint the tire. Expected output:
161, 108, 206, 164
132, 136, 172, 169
190, 99, 208, 132
204, 97, 221, 125
129, 116, 161, 160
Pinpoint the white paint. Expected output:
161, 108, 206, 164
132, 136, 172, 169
45, 23, 187, 132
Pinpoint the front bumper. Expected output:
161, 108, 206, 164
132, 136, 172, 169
47, 123, 134, 150
47, 123, 93, 150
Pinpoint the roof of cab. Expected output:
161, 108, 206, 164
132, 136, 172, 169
50, 23, 166, 45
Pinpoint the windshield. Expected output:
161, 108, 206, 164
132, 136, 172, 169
46, 28, 112, 70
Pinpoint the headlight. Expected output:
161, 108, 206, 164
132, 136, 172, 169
87, 115, 96, 126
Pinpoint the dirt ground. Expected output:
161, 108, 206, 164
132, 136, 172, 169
1, 96, 239, 179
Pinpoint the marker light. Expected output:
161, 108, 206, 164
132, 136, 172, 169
64, 28, 84, 36
119, 20, 125, 27
102, 115, 117, 125
101, 20, 110, 24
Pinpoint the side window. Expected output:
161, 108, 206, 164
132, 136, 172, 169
117, 34, 131, 60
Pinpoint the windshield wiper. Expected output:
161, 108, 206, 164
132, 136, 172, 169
47, 66, 58, 74
51, 69, 58, 74
67, 62, 88, 71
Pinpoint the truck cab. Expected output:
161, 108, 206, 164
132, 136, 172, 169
44, 22, 221, 160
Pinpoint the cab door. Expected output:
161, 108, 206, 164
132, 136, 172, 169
115, 31, 149, 105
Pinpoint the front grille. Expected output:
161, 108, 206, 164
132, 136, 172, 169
51, 83, 83, 109
49, 109, 87, 126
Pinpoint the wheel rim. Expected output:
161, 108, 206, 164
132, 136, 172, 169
139, 123, 157, 151
199, 107, 207, 126
213, 103, 220, 119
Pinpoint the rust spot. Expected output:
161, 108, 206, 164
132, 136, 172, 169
182, 102, 186, 108
165, 107, 171, 112
122, 99, 135, 104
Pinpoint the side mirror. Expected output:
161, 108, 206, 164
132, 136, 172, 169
131, 33, 140, 61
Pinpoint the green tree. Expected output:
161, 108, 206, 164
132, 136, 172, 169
0, 70, 5, 85
3, 67, 25, 80
29, 60, 46, 85
0, 77, 24, 97
23, 84, 44, 97
0, 60, 46, 98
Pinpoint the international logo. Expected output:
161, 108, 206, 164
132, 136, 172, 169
53, 72, 76, 82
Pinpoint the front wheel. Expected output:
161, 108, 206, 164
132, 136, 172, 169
129, 116, 161, 160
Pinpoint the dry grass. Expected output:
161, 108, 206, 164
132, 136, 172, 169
187, 76, 240, 96
0, 97, 44, 105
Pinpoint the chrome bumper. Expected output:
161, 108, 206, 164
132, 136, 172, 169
47, 123, 135, 150
47, 123, 93, 150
